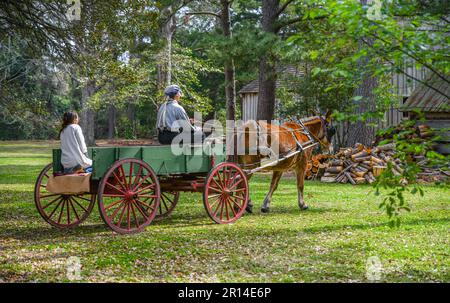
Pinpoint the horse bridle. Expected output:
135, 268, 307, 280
307, 117, 335, 149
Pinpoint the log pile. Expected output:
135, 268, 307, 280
314, 122, 449, 184
305, 154, 333, 180
319, 143, 399, 184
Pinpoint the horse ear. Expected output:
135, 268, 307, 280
325, 110, 332, 123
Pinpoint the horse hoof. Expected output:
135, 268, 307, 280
300, 204, 309, 211
261, 207, 270, 213
245, 203, 253, 214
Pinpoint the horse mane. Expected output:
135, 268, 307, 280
299, 115, 321, 124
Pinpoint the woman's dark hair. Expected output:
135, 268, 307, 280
59, 111, 79, 136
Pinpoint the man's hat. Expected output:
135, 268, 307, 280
164, 85, 182, 97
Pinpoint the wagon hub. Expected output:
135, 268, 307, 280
124, 191, 136, 201
223, 188, 232, 196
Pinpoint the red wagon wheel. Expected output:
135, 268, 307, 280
97, 158, 160, 234
34, 163, 95, 228
154, 191, 179, 221
203, 162, 249, 224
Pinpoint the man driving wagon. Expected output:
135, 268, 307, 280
156, 85, 205, 145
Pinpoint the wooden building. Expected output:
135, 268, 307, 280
238, 66, 305, 122
239, 65, 427, 125
400, 73, 450, 154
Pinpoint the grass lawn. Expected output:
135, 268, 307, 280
0, 140, 448, 282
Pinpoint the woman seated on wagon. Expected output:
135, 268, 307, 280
156, 85, 204, 145
59, 111, 93, 174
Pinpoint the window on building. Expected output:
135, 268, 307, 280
402, 97, 409, 118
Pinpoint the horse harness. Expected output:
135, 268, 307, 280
238, 120, 321, 173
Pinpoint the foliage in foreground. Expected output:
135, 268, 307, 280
373, 118, 449, 227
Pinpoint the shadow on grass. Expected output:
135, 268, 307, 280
0, 216, 447, 246
300, 217, 450, 234
0, 223, 108, 242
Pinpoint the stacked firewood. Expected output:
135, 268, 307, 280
305, 154, 333, 180
320, 143, 401, 184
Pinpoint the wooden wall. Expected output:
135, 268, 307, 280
241, 93, 258, 121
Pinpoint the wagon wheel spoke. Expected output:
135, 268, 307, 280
48, 198, 64, 220
135, 198, 155, 212
40, 193, 60, 199
218, 198, 225, 220
126, 203, 132, 230
231, 195, 246, 201
208, 186, 223, 194
211, 178, 223, 191
68, 197, 81, 221
231, 187, 247, 193
57, 199, 66, 224
228, 195, 244, 209
105, 198, 126, 210
137, 184, 156, 196
132, 164, 143, 188
42, 196, 63, 210
139, 194, 158, 198
225, 168, 235, 188
101, 194, 127, 198
133, 172, 152, 192
223, 197, 230, 220
154, 191, 179, 220
130, 202, 139, 229
110, 201, 126, 220
74, 195, 94, 203
112, 171, 127, 191
118, 165, 128, 189
106, 181, 126, 194
228, 177, 244, 191
209, 195, 222, 209
129, 161, 134, 187
71, 196, 89, 213
215, 171, 224, 189
226, 198, 238, 217
132, 200, 149, 220
136, 183, 155, 195
222, 166, 227, 187
213, 197, 223, 217
116, 202, 128, 227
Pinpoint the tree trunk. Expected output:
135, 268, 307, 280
127, 103, 136, 138
345, 0, 378, 147
157, 7, 176, 91
345, 77, 378, 147
80, 79, 96, 146
107, 104, 116, 139
257, 0, 280, 122
220, 0, 236, 121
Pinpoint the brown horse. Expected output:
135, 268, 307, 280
236, 112, 335, 213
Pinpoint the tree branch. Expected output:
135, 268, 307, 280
275, 14, 328, 31
360, 38, 450, 99
277, 0, 296, 17
185, 11, 221, 19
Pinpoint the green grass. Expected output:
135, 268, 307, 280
0, 140, 449, 282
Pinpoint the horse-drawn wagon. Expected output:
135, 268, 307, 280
34, 114, 334, 234
34, 143, 249, 234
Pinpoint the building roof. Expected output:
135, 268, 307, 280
239, 79, 259, 94
401, 73, 450, 113
238, 66, 305, 95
